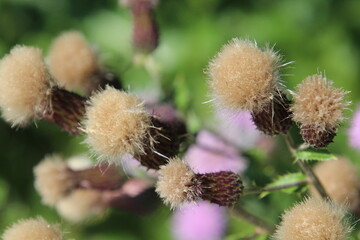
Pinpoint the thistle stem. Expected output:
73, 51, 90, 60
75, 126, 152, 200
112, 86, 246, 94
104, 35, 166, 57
283, 133, 330, 200
243, 180, 308, 196
231, 206, 273, 233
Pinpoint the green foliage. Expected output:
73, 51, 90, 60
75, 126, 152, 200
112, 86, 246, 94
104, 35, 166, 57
259, 172, 307, 198
295, 149, 338, 162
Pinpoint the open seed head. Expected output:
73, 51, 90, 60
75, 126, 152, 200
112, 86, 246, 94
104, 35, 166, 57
34, 155, 77, 206
291, 74, 349, 131
48, 31, 100, 92
156, 158, 199, 209
56, 189, 105, 223
84, 87, 153, 163
208, 38, 282, 113
0, 46, 51, 126
2, 217, 64, 240
274, 197, 351, 240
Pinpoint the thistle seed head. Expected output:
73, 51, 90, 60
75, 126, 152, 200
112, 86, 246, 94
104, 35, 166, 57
311, 158, 360, 211
2, 217, 64, 240
48, 31, 100, 92
208, 38, 282, 113
83, 87, 153, 163
156, 158, 200, 209
274, 197, 351, 240
0, 46, 51, 126
34, 155, 77, 206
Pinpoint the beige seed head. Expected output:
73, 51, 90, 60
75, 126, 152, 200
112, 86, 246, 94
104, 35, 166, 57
208, 38, 282, 113
310, 158, 360, 211
274, 197, 351, 240
84, 87, 152, 163
2, 217, 64, 240
34, 155, 77, 206
291, 74, 349, 131
0, 46, 51, 126
56, 189, 106, 223
156, 158, 198, 209
48, 31, 100, 92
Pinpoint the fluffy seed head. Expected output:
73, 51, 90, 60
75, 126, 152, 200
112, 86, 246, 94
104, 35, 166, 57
56, 189, 105, 223
2, 217, 64, 240
291, 74, 349, 131
310, 158, 360, 211
274, 198, 351, 240
208, 38, 282, 113
84, 87, 152, 162
0, 46, 51, 126
34, 155, 77, 206
48, 31, 100, 92
156, 158, 199, 209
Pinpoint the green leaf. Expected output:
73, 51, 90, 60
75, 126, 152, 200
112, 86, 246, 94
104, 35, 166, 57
295, 149, 338, 162
259, 172, 307, 198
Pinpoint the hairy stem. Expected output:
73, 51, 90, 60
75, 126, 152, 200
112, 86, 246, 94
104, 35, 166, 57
243, 180, 309, 196
283, 133, 330, 200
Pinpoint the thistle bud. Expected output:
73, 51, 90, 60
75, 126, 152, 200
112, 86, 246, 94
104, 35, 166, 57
83, 87, 184, 169
274, 198, 351, 240
207, 38, 292, 135
123, 0, 159, 53
2, 217, 65, 240
48, 31, 121, 95
156, 158, 243, 208
291, 75, 349, 148
0, 45, 90, 135
310, 158, 360, 211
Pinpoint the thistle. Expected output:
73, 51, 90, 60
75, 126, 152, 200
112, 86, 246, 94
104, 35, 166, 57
291, 74, 350, 148
2, 217, 65, 240
34, 155, 123, 206
123, 0, 159, 53
48, 31, 121, 94
55, 189, 106, 223
0, 45, 89, 134
310, 158, 360, 211
208, 38, 293, 135
155, 158, 243, 208
83, 87, 184, 169
274, 197, 351, 240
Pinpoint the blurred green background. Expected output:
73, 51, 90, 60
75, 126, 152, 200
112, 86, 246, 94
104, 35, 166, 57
0, 0, 359, 239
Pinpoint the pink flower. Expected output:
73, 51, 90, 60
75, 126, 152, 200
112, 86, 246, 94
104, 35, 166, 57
172, 201, 227, 240
348, 107, 360, 150
185, 130, 246, 174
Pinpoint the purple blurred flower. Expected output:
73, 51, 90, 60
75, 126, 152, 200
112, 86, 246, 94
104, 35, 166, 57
348, 107, 360, 150
172, 201, 227, 240
185, 130, 246, 174
214, 110, 261, 150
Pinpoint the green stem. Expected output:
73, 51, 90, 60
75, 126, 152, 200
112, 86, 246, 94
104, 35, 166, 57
283, 133, 330, 200
244, 180, 309, 196
231, 206, 273, 233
